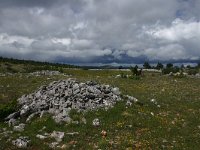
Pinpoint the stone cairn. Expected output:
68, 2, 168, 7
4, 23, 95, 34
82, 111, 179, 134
5, 78, 121, 123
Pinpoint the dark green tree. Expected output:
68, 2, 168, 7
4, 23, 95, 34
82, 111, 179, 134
166, 63, 173, 68
130, 65, 142, 77
156, 62, 163, 70
118, 66, 123, 69
143, 61, 151, 69
130, 65, 138, 76
186, 65, 191, 69
197, 62, 200, 68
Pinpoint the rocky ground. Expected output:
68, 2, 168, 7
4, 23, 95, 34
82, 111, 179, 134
1, 69, 200, 149
2, 78, 137, 148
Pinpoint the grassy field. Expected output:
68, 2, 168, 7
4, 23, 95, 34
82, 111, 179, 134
0, 69, 200, 149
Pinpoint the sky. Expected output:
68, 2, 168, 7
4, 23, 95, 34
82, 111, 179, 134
0, 0, 200, 65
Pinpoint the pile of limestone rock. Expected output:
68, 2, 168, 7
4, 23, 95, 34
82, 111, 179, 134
29, 70, 61, 76
5, 78, 121, 124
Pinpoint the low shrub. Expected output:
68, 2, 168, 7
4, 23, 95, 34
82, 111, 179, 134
187, 69, 199, 75
120, 72, 127, 78
0, 100, 17, 121
129, 75, 141, 80
130, 66, 142, 77
162, 67, 180, 74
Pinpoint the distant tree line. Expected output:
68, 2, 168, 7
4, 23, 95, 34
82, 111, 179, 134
0, 56, 77, 68
142, 61, 200, 75
128, 61, 200, 79
0, 56, 79, 73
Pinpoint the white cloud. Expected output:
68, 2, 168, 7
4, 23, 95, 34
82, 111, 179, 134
30, 39, 66, 51
0, 33, 34, 46
70, 39, 97, 50
144, 19, 200, 61
144, 44, 188, 60
148, 19, 200, 41
51, 38, 71, 46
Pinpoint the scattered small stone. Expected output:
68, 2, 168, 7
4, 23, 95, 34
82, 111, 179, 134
112, 87, 120, 95
5, 111, 20, 121
12, 136, 30, 148
150, 99, 161, 108
161, 145, 166, 149
8, 118, 17, 127
125, 95, 138, 103
163, 139, 168, 143
49, 142, 59, 149
71, 120, 79, 124
173, 140, 176, 143
36, 134, 47, 140
13, 123, 25, 132
30, 70, 61, 76
66, 132, 79, 136
61, 144, 67, 149
50, 131, 65, 142
81, 117, 87, 124
150, 112, 154, 116
125, 125, 133, 128
92, 118, 100, 127
40, 111, 45, 118
38, 126, 46, 132
182, 122, 187, 127
26, 112, 38, 122
150, 99, 157, 105
115, 74, 121, 78
126, 100, 132, 107
2, 130, 13, 137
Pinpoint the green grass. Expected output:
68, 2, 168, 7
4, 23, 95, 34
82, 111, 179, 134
0, 74, 68, 104
0, 69, 200, 149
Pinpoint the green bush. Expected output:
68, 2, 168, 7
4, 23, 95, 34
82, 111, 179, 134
130, 65, 142, 76
156, 62, 163, 69
143, 61, 151, 69
0, 100, 17, 121
162, 67, 180, 74
129, 75, 141, 80
6, 66, 18, 73
120, 72, 127, 78
187, 69, 199, 75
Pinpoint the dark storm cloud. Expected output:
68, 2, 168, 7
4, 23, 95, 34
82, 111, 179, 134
0, 0, 81, 8
0, 0, 59, 9
0, 0, 199, 64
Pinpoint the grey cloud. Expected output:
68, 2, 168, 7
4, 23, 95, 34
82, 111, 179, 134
30, 40, 67, 51
11, 41, 25, 49
144, 19, 200, 60
0, 0, 77, 8
0, 0, 199, 64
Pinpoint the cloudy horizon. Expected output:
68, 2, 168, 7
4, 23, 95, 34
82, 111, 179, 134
0, 0, 200, 65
